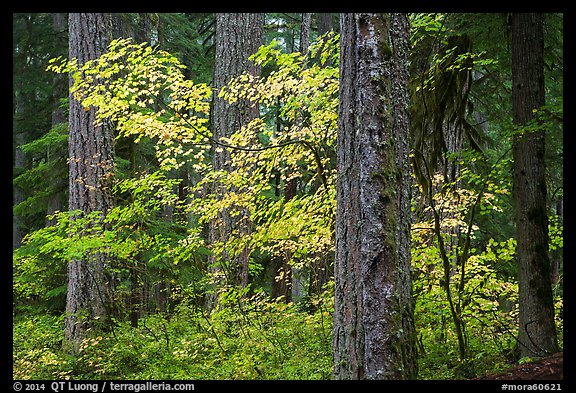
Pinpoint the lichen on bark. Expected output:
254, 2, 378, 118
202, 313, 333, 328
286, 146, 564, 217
333, 13, 417, 380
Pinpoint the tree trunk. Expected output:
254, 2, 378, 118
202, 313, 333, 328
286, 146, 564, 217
300, 13, 312, 53
511, 12, 559, 359
206, 13, 264, 310
12, 15, 35, 250
46, 12, 68, 227
315, 13, 336, 67
270, 105, 293, 302
13, 88, 27, 251
317, 13, 334, 36
333, 13, 417, 380
288, 13, 313, 304
64, 13, 116, 353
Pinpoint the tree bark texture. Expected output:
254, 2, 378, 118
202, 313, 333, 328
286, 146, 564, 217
207, 13, 264, 307
333, 13, 417, 380
511, 12, 559, 358
64, 13, 116, 352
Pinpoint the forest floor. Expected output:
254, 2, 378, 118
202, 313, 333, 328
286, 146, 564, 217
474, 352, 563, 380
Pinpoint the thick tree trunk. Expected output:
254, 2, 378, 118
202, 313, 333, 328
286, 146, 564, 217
64, 13, 116, 353
511, 13, 559, 359
206, 13, 264, 310
333, 13, 417, 380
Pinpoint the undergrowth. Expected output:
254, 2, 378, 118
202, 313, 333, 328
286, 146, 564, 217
13, 288, 333, 380
13, 283, 562, 380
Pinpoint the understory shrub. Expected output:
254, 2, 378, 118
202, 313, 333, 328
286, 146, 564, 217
13, 287, 333, 380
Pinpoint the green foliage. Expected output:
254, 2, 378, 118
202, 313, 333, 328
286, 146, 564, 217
413, 213, 520, 378
13, 286, 333, 380
548, 214, 563, 252
156, 13, 215, 84
13, 314, 72, 379
13, 221, 68, 313
13, 122, 68, 218
36, 30, 339, 311
13, 13, 69, 240
411, 148, 563, 377
207, 33, 339, 280
15, 32, 339, 379
14, 14, 563, 381
48, 38, 213, 172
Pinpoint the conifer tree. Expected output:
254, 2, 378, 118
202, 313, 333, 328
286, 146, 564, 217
511, 12, 559, 359
333, 13, 417, 379
64, 13, 117, 352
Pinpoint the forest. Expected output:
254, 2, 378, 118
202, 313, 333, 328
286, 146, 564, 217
13, 13, 563, 382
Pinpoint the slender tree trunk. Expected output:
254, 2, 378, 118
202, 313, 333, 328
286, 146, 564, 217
333, 13, 417, 380
317, 13, 334, 36
315, 13, 335, 67
64, 13, 116, 353
300, 13, 312, 53
13, 88, 28, 250
13, 16, 34, 250
126, 12, 159, 328
288, 13, 313, 304
307, 13, 336, 300
206, 13, 264, 310
46, 12, 68, 226
511, 12, 559, 359
270, 104, 293, 302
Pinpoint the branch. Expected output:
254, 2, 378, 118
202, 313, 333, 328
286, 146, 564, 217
153, 92, 329, 191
